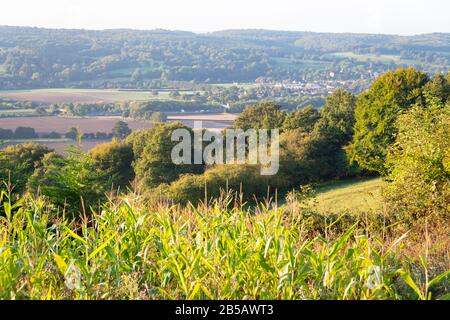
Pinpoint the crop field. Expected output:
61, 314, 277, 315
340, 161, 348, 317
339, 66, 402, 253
0, 89, 180, 104
0, 191, 448, 300
0, 116, 154, 134
0, 114, 235, 152
0, 114, 234, 135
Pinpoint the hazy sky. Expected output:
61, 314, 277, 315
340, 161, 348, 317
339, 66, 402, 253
0, 0, 449, 35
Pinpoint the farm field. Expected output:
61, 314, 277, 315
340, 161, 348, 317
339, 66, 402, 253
0, 113, 236, 152
0, 88, 182, 104
312, 177, 384, 214
0, 114, 234, 135
0, 116, 154, 134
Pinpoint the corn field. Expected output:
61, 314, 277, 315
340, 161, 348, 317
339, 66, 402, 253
0, 190, 448, 300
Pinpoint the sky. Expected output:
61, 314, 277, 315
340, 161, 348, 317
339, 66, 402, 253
0, 0, 449, 35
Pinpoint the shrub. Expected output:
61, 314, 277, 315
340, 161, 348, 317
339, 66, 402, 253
384, 102, 450, 222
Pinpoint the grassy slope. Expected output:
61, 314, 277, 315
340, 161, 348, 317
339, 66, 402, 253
312, 177, 384, 214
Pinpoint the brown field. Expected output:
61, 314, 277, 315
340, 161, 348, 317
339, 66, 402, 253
0, 116, 153, 134
0, 113, 235, 135
0, 89, 174, 104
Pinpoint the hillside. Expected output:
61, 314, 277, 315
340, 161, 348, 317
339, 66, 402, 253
0, 26, 448, 89
312, 178, 383, 214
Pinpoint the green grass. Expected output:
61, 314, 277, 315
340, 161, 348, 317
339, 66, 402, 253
330, 52, 403, 63
3, 138, 70, 143
0, 109, 37, 116
312, 178, 383, 214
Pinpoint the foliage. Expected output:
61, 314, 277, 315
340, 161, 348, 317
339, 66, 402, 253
315, 88, 356, 145
234, 101, 286, 131
347, 68, 430, 174
0, 143, 52, 196
89, 139, 135, 190
112, 121, 132, 140
0, 27, 448, 89
131, 123, 204, 189
282, 105, 320, 132
384, 102, 450, 222
158, 164, 283, 204
65, 127, 81, 141
13, 126, 38, 139
26, 147, 109, 216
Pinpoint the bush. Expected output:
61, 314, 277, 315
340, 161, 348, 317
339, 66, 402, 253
159, 164, 285, 205
384, 102, 450, 222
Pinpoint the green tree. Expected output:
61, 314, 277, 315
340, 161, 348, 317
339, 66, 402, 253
0, 128, 13, 140
384, 102, 449, 222
282, 105, 320, 132
347, 68, 429, 174
65, 127, 80, 141
112, 121, 132, 139
27, 147, 109, 216
234, 101, 286, 131
14, 127, 38, 139
315, 89, 356, 145
423, 73, 450, 105
0, 143, 52, 196
132, 122, 204, 189
89, 139, 135, 189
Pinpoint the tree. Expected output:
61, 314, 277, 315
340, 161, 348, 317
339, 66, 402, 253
0, 128, 13, 140
89, 139, 135, 189
14, 127, 38, 139
131, 68, 142, 82
234, 101, 286, 131
384, 102, 449, 222
423, 73, 450, 105
27, 147, 109, 216
282, 105, 320, 132
0, 143, 52, 196
132, 123, 204, 189
65, 127, 80, 141
150, 111, 167, 123
347, 68, 429, 174
112, 121, 132, 139
315, 89, 356, 145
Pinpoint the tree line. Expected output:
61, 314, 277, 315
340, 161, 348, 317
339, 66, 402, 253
0, 68, 449, 223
